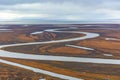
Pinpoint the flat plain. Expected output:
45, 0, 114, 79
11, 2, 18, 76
0, 24, 120, 80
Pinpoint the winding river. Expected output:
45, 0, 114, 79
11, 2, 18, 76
0, 27, 119, 80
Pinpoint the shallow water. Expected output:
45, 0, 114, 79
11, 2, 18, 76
103, 54, 113, 56
31, 31, 44, 35
105, 38, 120, 41
66, 45, 94, 50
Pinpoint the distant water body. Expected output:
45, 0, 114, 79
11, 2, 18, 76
0, 21, 120, 24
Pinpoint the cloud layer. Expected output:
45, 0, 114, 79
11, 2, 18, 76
0, 0, 120, 22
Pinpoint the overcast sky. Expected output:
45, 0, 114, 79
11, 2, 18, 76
0, 0, 120, 23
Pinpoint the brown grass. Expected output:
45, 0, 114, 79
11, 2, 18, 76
48, 46, 88, 55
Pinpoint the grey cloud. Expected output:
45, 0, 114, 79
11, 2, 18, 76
0, 0, 120, 21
